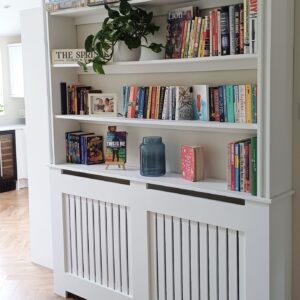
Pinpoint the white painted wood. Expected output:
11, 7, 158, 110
49, 164, 269, 204
199, 223, 209, 300
120, 205, 129, 295
113, 204, 122, 292
228, 230, 238, 300
87, 199, 96, 282
173, 217, 182, 300
81, 198, 89, 280
54, 54, 257, 74
75, 196, 83, 278
190, 221, 199, 300
94, 200, 102, 284
218, 227, 228, 300
208, 225, 218, 300
69, 195, 78, 276
182, 219, 190, 300
55, 115, 258, 133
64, 194, 72, 274
106, 202, 115, 289
149, 212, 158, 300
164, 215, 174, 300
239, 232, 246, 300
157, 213, 166, 300
126, 207, 133, 296
21, 6, 53, 269
100, 201, 108, 287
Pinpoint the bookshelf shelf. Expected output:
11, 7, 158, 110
55, 115, 258, 133
53, 54, 258, 74
49, 163, 269, 204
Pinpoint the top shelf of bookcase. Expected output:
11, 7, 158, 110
53, 54, 258, 74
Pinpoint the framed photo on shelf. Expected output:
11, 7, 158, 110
88, 93, 117, 117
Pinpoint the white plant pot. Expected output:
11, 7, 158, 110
116, 41, 141, 62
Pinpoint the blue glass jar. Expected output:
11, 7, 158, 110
140, 136, 166, 177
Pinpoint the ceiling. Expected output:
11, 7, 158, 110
0, 0, 42, 36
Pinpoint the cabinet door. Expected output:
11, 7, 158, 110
15, 129, 28, 180
8, 44, 24, 98
0, 132, 17, 180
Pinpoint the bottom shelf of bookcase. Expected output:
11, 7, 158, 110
49, 163, 269, 204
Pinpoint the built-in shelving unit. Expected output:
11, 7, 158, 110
46, 0, 294, 299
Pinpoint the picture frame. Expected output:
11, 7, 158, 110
88, 93, 117, 116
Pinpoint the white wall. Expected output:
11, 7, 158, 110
0, 35, 25, 125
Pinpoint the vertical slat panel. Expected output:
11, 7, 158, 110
120, 205, 128, 294
126, 207, 132, 296
106, 203, 115, 289
100, 201, 108, 287
157, 213, 166, 300
190, 221, 199, 300
113, 204, 121, 292
94, 200, 102, 284
87, 199, 96, 282
228, 230, 238, 300
173, 217, 182, 300
199, 223, 209, 300
64, 194, 72, 273
218, 227, 228, 300
69, 195, 77, 276
208, 225, 218, 300
165, 215, 174, 300
75, 196, 83, 278
81, 198, 89, 280
149, 212, 158, 300
239, 232, 246, 300
182, 219, 190, 300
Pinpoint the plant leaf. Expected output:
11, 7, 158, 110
93, 62, 105, 74
85, 35, 94, 52
148, 43, 164, 53
119, 0, 131, 15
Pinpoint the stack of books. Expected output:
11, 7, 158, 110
165, 0, 257, 59
228, 136, 257, 196
65, 131, 104, 164
47, 0, 87, 12
122, 84, 257, 124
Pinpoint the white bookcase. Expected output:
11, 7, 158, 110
46, 0, 294, 299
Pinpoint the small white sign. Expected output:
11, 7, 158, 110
52, 49, 95, 64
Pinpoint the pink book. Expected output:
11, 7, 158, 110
181, 145, 204, 181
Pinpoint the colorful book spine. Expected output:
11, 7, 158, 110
193, 17, 202, 57
245, 84, 252, 123
155, 86, 161, 119
223, 85, 227, 122
213, 88, 220, 121
143, 87, 149, 118
226, 85, 235, 123
234, 85, 240, 123
239, 142, 245, 192
158, 87, 166, 119
220, 6, 230, 55
239, 85, 246, 123
234, 143, 240, 192
146, 86, 152, 119
150, 87, 157, 119
229, 5, 235, 55
234, 5, 241, 54
137, 87, 145, 119
249, 0, 258, 54
162, 87, 170, 120
244, 0, 250, 54
218, 86, 225, 122
230, 142, 235, 190
209, 87, 215, 121
251, 136, 257, 196
251, 84, 257, 123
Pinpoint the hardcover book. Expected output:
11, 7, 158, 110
82, 135, 104, 165
106, 131, 127, 163
175, 86, 194, 120
192, 85, 209, 121
181, 145, 204, 181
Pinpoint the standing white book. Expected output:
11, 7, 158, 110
234, 85, 240, 123
192, 85, 210, 121
249, 0, 258, 54
239, 85, 246, 123
162, 87, 170, 120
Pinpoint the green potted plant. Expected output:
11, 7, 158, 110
80, 0, 164, 74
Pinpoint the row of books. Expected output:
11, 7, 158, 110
60, 82, 102, 115
209, 84, 257, 124
228, 137, 257, 196
66, 131, 104, 164
123, 84, 257, 123
165, 0, 257, 59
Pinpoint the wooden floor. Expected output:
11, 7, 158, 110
0, 189, 72, 300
